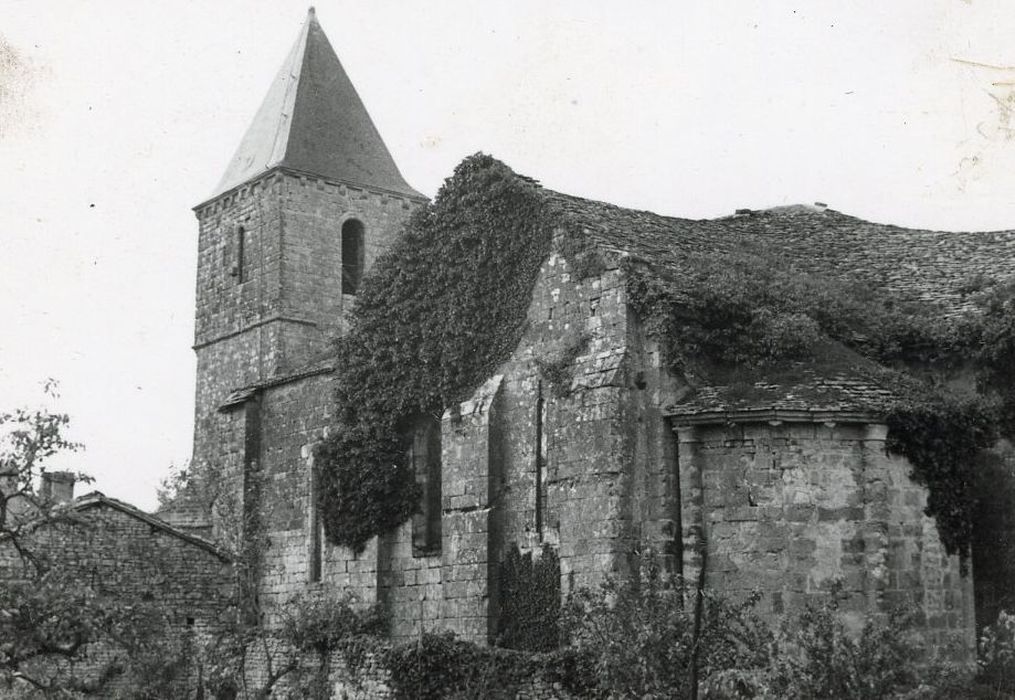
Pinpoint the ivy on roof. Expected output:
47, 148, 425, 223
627, 239, 1015, 570
315, 151, 1015, 568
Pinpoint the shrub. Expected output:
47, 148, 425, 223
759, 596, 921, 699
979, 610, 1015, 694
497, 543, 561, 651
561, 555, 772, 699
386, 632, 538, 700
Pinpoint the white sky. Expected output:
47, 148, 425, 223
3, 1, 1015, 510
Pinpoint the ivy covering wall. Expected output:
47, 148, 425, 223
315, 150, 1015, 576
314, 155, 570, 552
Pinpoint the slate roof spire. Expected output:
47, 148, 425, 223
211, 8, 421, 199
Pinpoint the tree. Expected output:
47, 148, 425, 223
0, 384, 188, 696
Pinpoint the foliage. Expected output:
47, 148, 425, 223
535, 332, 590, 399
278, 591, 385, 653
155, 461, 190, 511
979, 610, 1015, 694
385, 631, 580, 700
315, 154, 569, 551
199, 589, 385, 700
558, 567, 949, 700
754, 592, 922, 699
111, 623, 196, 700
561, 554, 773, 699
0, 382, 87, 571
974, 281, 1015, 434
972, 447, 1015, 626
496, 543, 561, 651
885, 392, 998, 569
624, 249, 967, 374
624, 240, 1015, 565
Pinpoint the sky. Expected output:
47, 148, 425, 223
3, 1, 1015, 511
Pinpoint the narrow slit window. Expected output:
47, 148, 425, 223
236, 225, 253, 283
309, 464, 322, 583
235, 226, 245, 281
535, 382, 545, 541
342, 219, 365, 295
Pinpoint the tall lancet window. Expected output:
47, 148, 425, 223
342, 219, 365, 295
309, 462, 322, 583
410, 415, 442, 556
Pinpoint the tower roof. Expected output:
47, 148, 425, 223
210, 8, 422, 200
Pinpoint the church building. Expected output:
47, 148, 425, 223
161, 7, 1015, 663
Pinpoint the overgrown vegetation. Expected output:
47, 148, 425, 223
200, 590, 385, 700
374, 563, 1006, 700
626, 243, 1015, 568
496, 543, 562, 651
383, 631, 593, 700
314, 154, 573, 551
979, 610, 1015, 694
0, 385, 194, 698
562, 557, 772, 699
535, 332, 591, 398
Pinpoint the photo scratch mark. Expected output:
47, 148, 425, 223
951, 56, 1015, 71
0, 35, 45, 142
949, 56, 1015, 190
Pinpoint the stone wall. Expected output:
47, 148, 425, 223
189, 168, 422, 551
0, 500, 233, 620
0, 499, 235, 693
674, 420, 976, 661
240, 638, 576, 700
492, 243, 633, 596
186, 188, 982, 664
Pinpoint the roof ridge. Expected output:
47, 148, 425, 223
73, 492, 232, 561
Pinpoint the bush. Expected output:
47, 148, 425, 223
758, 595, 921, 699
497, 544, 561, 651
386, 632, 537, 700
561, 555, 772, 699
979, 610, 1015, 694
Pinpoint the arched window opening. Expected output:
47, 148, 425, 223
342, 219, 365, 295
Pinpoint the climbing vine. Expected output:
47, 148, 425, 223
496, 544, 562, 651
535, 332, 591, 399
315, 154, 572, 552
626, 242, 1010, 567
313, 148, 1015, 567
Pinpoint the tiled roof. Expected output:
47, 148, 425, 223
545, 190, 734, 268
545, 191, 1015, 317
718, 206, 1015, 316
664, 371, 896, 422
73, 492, 231, 559
209, 9, 423, 202
1, 492, 232, 561
540, 185, 1015, 419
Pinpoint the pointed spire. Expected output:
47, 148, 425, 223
211, 10, 421, 199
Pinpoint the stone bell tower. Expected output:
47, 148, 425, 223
189, 8, 426, 485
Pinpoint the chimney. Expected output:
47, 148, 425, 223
813, 201, 828, 212
40, 471, 75, 504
